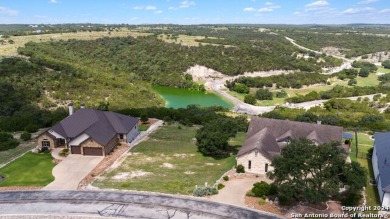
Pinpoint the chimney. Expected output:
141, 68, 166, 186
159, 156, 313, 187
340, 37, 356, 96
80, 102, 85, 109
68, 102, 74, 116
317, 121, 322, 125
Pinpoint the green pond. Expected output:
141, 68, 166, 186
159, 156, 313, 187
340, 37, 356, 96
152, 85, 233, 109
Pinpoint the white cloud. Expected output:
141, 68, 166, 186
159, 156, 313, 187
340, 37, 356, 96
305, 0, 329, 11
243, 2, 280, 13
154, 10, 163, 14
130, 17, 139, 21
243, 7, 256, 12
379, 8, 390, 13
341, 7, 374, 14
358, 0, 379, 4
145, 6, 157, 10
132, 5, 157, 11
0, 6, 18, 16
169, 1, 195, 10
50, 0, 57, 3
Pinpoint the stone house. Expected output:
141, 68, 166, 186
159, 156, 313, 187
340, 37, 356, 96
236, 117, 344, 174
37, 104, 139, 156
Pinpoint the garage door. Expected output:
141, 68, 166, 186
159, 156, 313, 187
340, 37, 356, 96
71, 146, 81, 154
83, 147, 103, 156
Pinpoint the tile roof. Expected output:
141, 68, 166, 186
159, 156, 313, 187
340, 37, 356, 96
374, 132, 390, 192
51, 109, 138, 146
238, 117, 343, 159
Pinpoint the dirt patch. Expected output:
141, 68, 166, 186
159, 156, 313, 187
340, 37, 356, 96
0, 186, 42, 191
245, 196, 286, 216
184, 171, 195, 175
205, 163, 215, 166
186, 65, 225, 81
112, 171, 152, 180
321, 47, 345, 58
161, 163, 175, 169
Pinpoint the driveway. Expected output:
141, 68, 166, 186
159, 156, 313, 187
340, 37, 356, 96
209, 173, 272, 207
43, 154, 103, 190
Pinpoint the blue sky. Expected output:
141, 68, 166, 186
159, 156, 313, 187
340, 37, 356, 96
0, 0, 389, 24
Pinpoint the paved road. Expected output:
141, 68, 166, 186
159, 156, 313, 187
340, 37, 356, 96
0, 190, 283, 219
43, 155, 103, 190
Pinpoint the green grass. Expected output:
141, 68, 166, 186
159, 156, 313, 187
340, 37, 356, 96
378, 67, 390, 74
93, 124, 236, 195
348, 132, 380, 209
356, 74, 380, 87
0, 152, 55, 187
229, 132, 247, 146
0, 141, 35, 165
139, 124, 150, 131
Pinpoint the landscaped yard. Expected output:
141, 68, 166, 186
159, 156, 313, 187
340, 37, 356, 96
348, 132, 380, 209
0, 152, 55, 187
93, 124, 238, 195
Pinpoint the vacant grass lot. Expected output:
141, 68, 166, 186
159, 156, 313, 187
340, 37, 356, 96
0, 30, 150, 57
93, 124, 237, 195
0, 152, 55, 186
0, 141, 35, 166
348, 132, 380, 209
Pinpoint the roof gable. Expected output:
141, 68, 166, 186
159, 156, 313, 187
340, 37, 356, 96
238, 117, 343, 159
50, 109, 138, 146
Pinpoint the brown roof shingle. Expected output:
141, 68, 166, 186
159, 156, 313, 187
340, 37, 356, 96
238, 118, 343, 159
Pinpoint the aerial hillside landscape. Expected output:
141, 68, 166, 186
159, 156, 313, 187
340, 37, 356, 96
1, 0, 390, 218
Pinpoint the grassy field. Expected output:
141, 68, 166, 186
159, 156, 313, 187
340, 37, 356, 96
348, 132, 380, 209
378, 67, 390, 74
0, 141, 35, 166
0, 30, 150, 57
93, 124, 237, 195
0, 152, 55, 186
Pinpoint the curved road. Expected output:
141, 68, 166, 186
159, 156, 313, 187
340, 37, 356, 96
206, 36, 358, 115
0, 190, 282, 219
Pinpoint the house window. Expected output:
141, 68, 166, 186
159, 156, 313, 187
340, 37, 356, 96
119, 134, 124, 139
265, 163, 269, 173
58, 138, 65, 145
42, 140, 50, 147
248, 160, 252, 170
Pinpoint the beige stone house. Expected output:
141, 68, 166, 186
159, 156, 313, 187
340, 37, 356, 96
236, 118, 344, 174
37, 104, 139, 156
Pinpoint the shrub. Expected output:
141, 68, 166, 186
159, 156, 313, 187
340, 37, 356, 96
275, 90, 287, 98
193, 185, 218, 197
232, 83, 250, 94
258, 198, 266, 205
223, 175, 229, 181
218, 183, 225, 190
0, 132, 20, 151
24, 124, 39, 133
20, 132, 31, 141
236, 164, 245, 173
341, 192, 362, 206
348, 79, 357, 86
269, 183, 278, 196
252, 181, 271, 197
256, 88, 273, 100
244, 94, 257, 105
59, 148, 69, 157
140, 113, 148, 124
